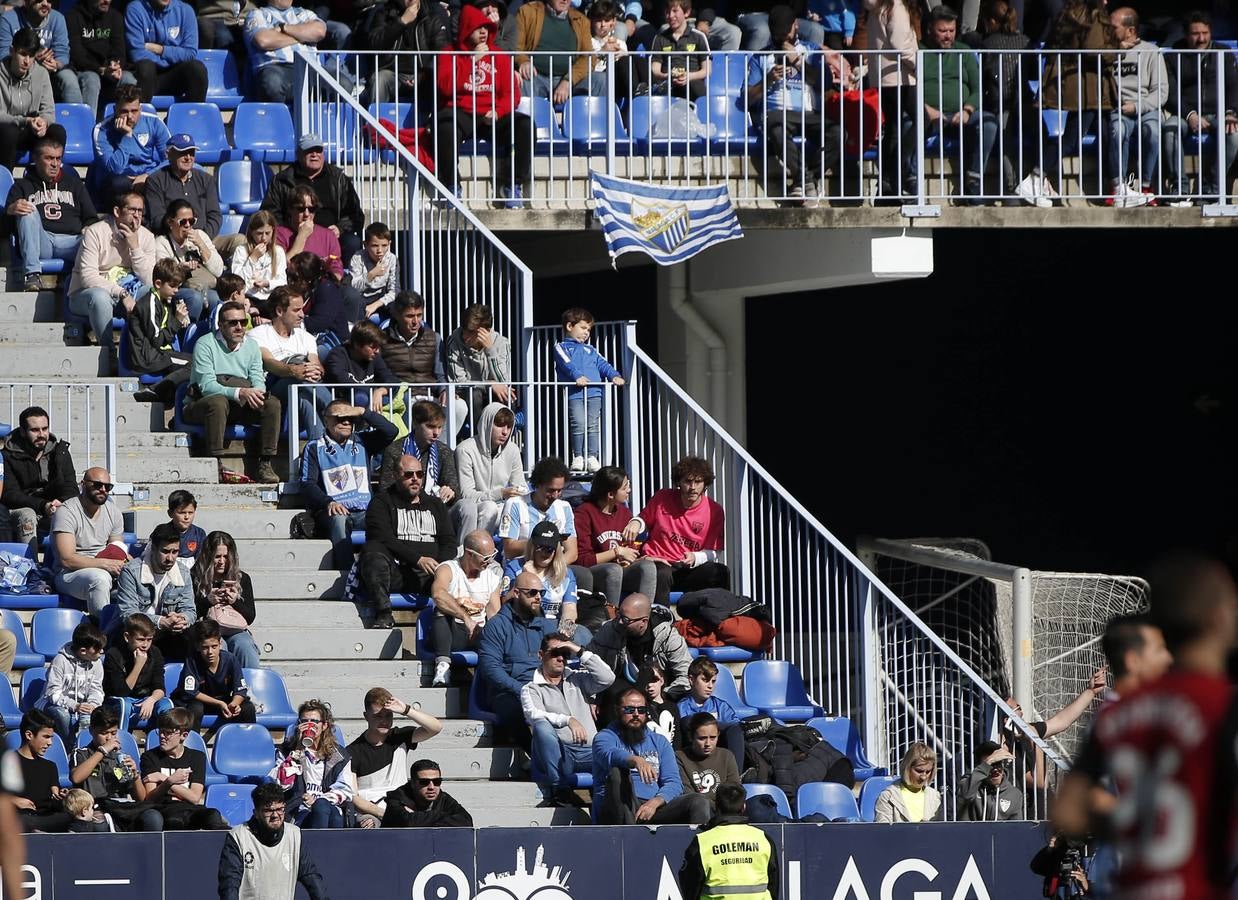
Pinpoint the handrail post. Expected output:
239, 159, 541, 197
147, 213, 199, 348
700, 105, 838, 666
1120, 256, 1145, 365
288, 386, 301, 476
104, 384, 117, 477
606, 55, 616, 176
916, 50, 927, 206
622, 321, 641, 503
1012, 566, 1034, 714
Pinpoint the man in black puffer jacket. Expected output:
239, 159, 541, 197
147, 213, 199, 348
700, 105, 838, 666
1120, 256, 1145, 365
381, 758, 473, 827
2, 405, 78, 554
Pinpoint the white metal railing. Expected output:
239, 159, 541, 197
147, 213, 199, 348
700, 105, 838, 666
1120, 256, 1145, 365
0, 383, 117, 476
309, 48, 1235, 210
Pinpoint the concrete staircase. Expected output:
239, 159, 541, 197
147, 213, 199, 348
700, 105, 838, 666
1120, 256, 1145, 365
0, 282, 585, 827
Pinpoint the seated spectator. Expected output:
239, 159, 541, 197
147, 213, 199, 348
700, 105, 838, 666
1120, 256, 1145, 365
126, 258, 194, 406
648, 0, 711, 99
357, 0, 448, 106
323, 322, 397, 410
676, 657, 744, 765
472, 0, 517, 50
218, 782, 329, 899
435, 5, 533, 204
183, 298, 282, 484
588, 593, 693, 699
514, 0, 593, 103
379, 400, 458, 507
0, 28, 66, 169
90, 82, 169, 202
173, 617, 257, 732
286, 252, 355, 345
1, 405, 77, 554
250, 285, 329, 442
0, 0, 81, 103
574, 466, 657, 625
874, 741, 941, 823
263, 133, 365, 265
7, 135, 95, 294
634, 663, 678, 743
123, 0, 207, 102
502, 521, 592, 646
268, 699, 352, 828
1105, 7, 1167, 203
67, 186, 154, 354
676, 711, 741, 803
377, 290, 445, 390
349, 222, 399, 319
197, 0, 254, 52
36, 619, 106, 747
348, 687, 443, 828
69, 705, 161, 832
101, 612, 173, 731
51, 467, 129, 616
276, 189, 347, 306
66, 782, 113, 832
139, 706, 228, 829
155, 198, 223, 319
957, 739, 1022, 821
522, 632, 613, 806
500, 456, 577, 561
444, 302, 513, 427
231, 211, 287, 310
554, 307, 623, 474
358, 453, 457, 630
592, 686, 710, 825
115, 522, 197, 660
12, 709, 74, 832
380, 758, 473, 827
145, 133, 223, 240
298, 399, 398, 571
189, 530, 261, 669
1163, 12, 1236, 202
960, 0, 1029, 196
478, 571, 556, 749
427, 530, 502, 686
622, 455, 729, 605
166, 489, 206, 559
245, 0, 328, 104
588, 1, 631, 101
66, 0, 137, 119
453, 401, 525, 537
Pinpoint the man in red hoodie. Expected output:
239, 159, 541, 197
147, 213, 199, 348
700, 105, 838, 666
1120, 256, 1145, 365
434, 4, 534, 208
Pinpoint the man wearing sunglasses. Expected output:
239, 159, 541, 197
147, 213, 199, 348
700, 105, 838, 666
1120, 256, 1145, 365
357, 453, 456, 630
50, 466, 128, 615
427, 529, 503, 686
587, 592, 694, 702
380, 758, 473, 828
592, 686, 711, 825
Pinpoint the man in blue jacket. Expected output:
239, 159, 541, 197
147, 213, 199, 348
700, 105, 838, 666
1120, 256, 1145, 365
90, 82, 168, 202
124, 0, 207, 103
592, 686, 711, 825
478, 571, 556, 751
0, 0, 82, 103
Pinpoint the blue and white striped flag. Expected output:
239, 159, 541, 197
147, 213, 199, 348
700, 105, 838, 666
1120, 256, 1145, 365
590, 173, 743, 267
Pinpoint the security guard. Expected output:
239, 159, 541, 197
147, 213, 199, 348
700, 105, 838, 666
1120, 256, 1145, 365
679, 784, 780, 900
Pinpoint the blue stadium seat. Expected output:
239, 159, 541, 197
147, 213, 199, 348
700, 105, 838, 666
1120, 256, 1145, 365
55, 103, 95, 165
243, 668, 297, 731
858, 775, 900, 822
117, 321, 175, 384
149, 727, 226, 785
75, 724, 140, 762
233, 103, 296, 164
527, 97, 568, 155
805, 716, 886, 781
531, 754, 593, 790
710, 664, 758, 718
212, 723, 276, 784
706, 52, 750, 97
202, 50, 243, 110
467, 673, 499, 725
166, 104, 233, 164
743, 783, 792, 819
564, 96, 629, 154
628, 95, 707, 155
31, 608, 86, 659
740, 660, 824, 722
217, 160, 275, 215
19, 666, 45, 711
797, 781, 860, 821
162, 661, 182, 699
0, 682, 19, 729
4, 730, 71, 786
690, 645, 765, 664
414, 600, 478, 666
206, 783, 256, 826
219, 214, 246, 236
368, 101, 416, 129
151, 95, 174, 111
0, 543, 59, 610
173, 381, 260, 444
701, 95, 753, 152
314, 103, 364, 163
1, 609, 46, 669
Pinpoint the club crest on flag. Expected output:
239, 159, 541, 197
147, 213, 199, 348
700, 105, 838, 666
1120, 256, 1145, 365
631, 198, 690, 254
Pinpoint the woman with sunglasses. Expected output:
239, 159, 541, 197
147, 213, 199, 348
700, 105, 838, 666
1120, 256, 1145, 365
269, 699, 353, 829
189, 531, 260, 669
275, 187, 345, 281
154, 199, 224, 321
500, 521, 592, 648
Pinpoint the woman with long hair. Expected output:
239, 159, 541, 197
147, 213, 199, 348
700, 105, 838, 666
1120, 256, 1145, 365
230, 210, 287, 308
287, 252, 355, 345
154, 199, 224, 320
189, 531, 260, 669
574, 465, 657, 627
501, 521, 592, 647
275, 185, 345, 280
268, 699, 352, 828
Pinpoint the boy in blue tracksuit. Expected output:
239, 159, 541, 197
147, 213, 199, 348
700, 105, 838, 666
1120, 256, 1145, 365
553, 307, 624, 475
90, 82, 168, 200
123, 0, 207, 103
174, 618, 256, 733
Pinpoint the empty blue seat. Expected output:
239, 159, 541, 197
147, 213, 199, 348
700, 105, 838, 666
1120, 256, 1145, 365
0, 682, 19, 729
0, 609, 45, 669
313, 103, 364, 163
743, 783, 792, 819
691, 645, 765, 664
740, 660, 824, 722
530, 754, 593, 790
166, 104, 233, 164
710, 664, 758, 718
55, 103, 95, 165
219, 214, 246, 236
858, 775, 900, 822
202, 49, 243, 110
467, 672, 499, 725
805, 716, 886, 781
706, 52, 750, 97
701, 95, 753, 152
525, 97, 568, 155
797, 781, 860, 821
149, 727, 226, 785
19, 666, 45, 711
4, 729, 71, 786
163, 661, 182, 699
368, 101, 416, 129
206, 783, 256, 826
151, 95, 175, 111
233, 103, 296, 164
31, 608, 86, 659
243, 668, 297, 731
564, 96, 628, 154
415, 600, 478, 666
212, 723, 276, 784
628, 95, 707, 154
217, 160, 274, 215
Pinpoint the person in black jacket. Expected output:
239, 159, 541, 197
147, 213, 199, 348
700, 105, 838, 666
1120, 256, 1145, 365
129, 259, 192, 405
322, 320, 397, 408
260, 140, 365, 264
1166, 10, 1238, 200
1, 405, 77, 554
358, 0, 450, 106
64, 0, 135, 119
358, 454, 456, 629
101, 612, 172, 732
380, 758, 473, 827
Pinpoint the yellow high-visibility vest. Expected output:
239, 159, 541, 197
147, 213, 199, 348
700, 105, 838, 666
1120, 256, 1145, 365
696, 822, 773, 900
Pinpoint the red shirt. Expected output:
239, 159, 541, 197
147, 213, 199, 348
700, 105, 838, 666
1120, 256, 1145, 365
636, 489, 724, 564
573, 501, 633, 567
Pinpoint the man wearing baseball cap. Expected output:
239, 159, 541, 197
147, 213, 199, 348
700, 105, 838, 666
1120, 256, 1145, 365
261, 132, 365, 264
144, 132, 222, 238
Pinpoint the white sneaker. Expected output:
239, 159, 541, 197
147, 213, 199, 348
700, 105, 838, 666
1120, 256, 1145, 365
585, 456, 601, 474
569, 455, 585, 473
802, 183, 821, 209
1015, 173, 1057, 208
1107, 175, 1150, 208
432, 660, 451, 686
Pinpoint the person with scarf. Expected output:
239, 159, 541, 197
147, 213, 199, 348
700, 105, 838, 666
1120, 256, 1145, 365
378, 399, 459, 510
267, 700, 353, 829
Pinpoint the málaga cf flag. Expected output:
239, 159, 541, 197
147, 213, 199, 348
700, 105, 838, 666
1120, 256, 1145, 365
590, 173, 744, 267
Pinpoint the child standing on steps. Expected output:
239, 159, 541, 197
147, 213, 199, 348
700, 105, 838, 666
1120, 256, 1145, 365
553, 307, 624, 474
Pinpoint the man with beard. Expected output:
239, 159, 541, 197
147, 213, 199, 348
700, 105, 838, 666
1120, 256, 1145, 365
380, 759, 473, 827
218, 781, 328, 899
51, 467, 127, 615
588, 593, 693, 702
1, 405, 78, 555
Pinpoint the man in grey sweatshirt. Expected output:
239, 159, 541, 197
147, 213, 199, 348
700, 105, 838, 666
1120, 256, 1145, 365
1108, 7, 1169, 200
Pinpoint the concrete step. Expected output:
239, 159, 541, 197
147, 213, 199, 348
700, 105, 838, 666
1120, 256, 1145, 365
248, 568, 346, 600
248, 625, 407, 661
0, 291, 58, 323
332, 717, 494, 748
129, 504, 289, 537
274, 659, 432, 683
234, 539, 334, 569
425, 747, 517, 780
254, 600, 371, 628
115, 432, 192, 450
470, 807, 591, 827
282, 686, 467, 719
0, 345, 108, 378
115, 453, 217, 484
442, 781, 545, 808
0, 323, 75, 344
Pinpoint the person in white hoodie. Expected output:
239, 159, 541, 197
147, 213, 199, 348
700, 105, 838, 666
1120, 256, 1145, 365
1107, 7, 1168, 204
37, 619, 106, 748
453, 402, 528, 537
